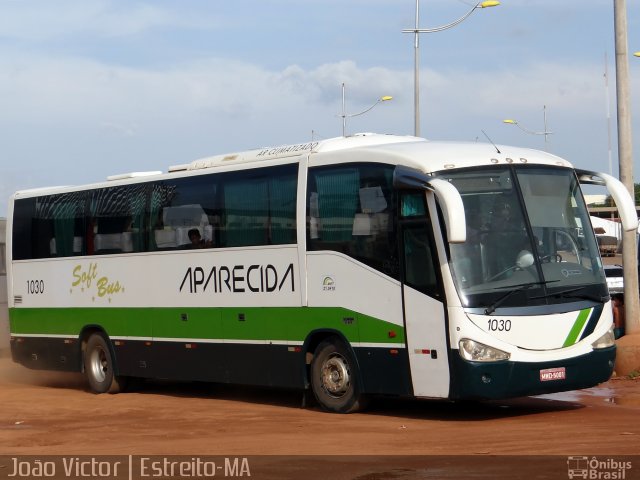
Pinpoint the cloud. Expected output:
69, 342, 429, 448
0, 0, 219, 41
0, 55, 406, 130
1, 50, 636, 135
437, 62, 605, 112
101, 122, 139, 137
1, 50, 639, 216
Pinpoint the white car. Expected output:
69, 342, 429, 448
603, 264, 624, 294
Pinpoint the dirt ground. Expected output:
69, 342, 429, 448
1, 356, 639, 455
1, 253, 638, 478
0, 355, 639, 478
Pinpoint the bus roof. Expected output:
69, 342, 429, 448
168, 132, 572, 173
321, 136, 573, 173
167, 133, 420, 172
12, 133, 574, 198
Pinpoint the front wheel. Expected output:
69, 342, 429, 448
310, 338, 367, 413
84, 333, 126, 394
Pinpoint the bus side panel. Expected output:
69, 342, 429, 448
10, 247, 410, 393
147, 341, 230, 383
10, 305, 310, 389
10, 335, 80, 372
269, 344, 307, 389
112, 306, 310, 388
306, 251, 411, 396
110, 330, 307, 388
112, 339, 156, 378
353, 346, 413, 396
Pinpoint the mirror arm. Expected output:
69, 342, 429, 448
393, 165, 466, 243
576, 169, 638, 232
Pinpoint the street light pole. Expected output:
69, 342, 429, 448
339, 83, 393, 137
503, 105, 553, 151
614, 0, 639, 335
403, 1, 499, 138
413, 0, 421, 138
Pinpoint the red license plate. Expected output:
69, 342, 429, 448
540, 367, 566, 381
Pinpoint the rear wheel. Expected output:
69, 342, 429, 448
311, 338, 367, 413
84, 333, 126, 393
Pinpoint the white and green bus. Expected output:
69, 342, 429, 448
7, 133, 637, 413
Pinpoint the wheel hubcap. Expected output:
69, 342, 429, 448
320, 353, 350, 398
89, 346, 108, 383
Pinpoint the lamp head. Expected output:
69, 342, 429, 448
381, 96, 393, 102
479, 1, 500, 8
503, 119, 517, 125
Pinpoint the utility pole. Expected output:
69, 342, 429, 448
614, 0, 639, 334
605, 52, 614, 177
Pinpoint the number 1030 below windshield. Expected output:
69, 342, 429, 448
442, 166, 608, 310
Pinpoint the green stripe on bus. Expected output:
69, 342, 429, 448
9, 306, 406, 345
562, 308, 592, 347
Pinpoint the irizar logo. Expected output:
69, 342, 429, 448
567, 456, 632, 479
322, 276, 335, 292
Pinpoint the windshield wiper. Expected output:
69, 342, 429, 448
484, 280, 558, 315
530, 286, 609, 303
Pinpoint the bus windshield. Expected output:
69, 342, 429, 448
440, 166, 608, 310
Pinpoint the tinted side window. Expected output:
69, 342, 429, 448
221, 164, 298, 247
12, 197, 37, 260
13, 192, 87, 260
12, 163, 299, 259
151, 163, 298, 250
150, 176, 215, 250
400, 193, 440, 299
90, 185, 148, 254
307, 163, 398, 279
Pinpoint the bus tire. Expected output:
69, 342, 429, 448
310, 338, 367, 413
84, 333, 126, 394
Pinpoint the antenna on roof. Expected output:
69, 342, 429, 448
481, 130, 501, 154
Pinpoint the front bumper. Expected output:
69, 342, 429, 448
448, 346, 616, 400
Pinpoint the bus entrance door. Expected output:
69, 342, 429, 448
401, 222, 450, 398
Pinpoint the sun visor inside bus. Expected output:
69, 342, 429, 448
393, 165, 466, 243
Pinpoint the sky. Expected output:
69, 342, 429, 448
1, 0, 639, 216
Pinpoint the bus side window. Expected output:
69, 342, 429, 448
307, 163, 399, 279
402, 224, 439, 298
45, 192, 86, 257
220, 165, 297, 247
400, 194, 440, 299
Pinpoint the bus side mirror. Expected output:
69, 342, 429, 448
576, 170, 639, 232
393, 166, 467, 243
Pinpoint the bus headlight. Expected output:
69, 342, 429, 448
592, 327, 615, 349
459, 339, 510, 362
